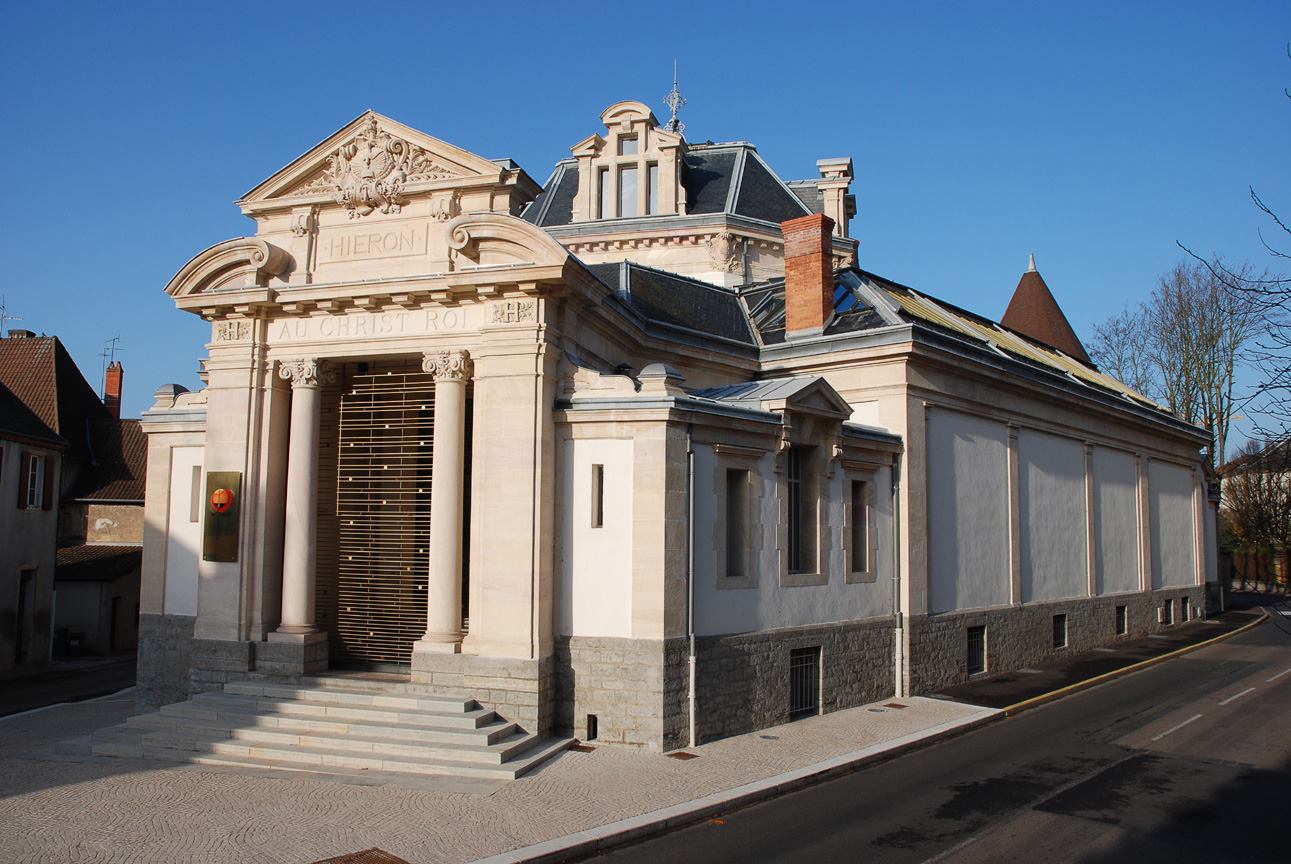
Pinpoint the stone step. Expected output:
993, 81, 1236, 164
222, 681, 474, 712
128, 715, 531, 762
183, 693, 498, 729
131, 708, 519, 745
138, 733, 566, 780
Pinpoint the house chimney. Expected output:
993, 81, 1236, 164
815, 158, 855, 239
781, 213, 836, 339
6, 329, 35, 339
104, 361, 123, 419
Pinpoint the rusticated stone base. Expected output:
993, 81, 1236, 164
909, 586, 1206, 693
693, 617, 896, 744
257, 633, 328, 675
136, 613, 196, 710
188, 638, 255, 696
554, 636, 689, 751
411, 652, 553, 735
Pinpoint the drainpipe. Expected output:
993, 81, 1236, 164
686, 424, 697, 748
891, 454, 905, 698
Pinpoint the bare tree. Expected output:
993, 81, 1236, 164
1088, 260, 1259, 471
1222, 440, 1291, 592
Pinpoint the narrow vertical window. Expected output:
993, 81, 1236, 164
1115, 604, 1128, 636
618, 165, 638, 219
789, 646, 821, 720
597, 168, 610, 219
646, 163, 659, 215
849, 480, 868, 575
786, 447, 815, 574
967, 625, 987, 675
27, 455, 44, 509
1052, 614, 1068, 649
725, 469, 749, 579
590, 464, 604, 528
189, 464, 203, 523
1179, 598, 1189, 622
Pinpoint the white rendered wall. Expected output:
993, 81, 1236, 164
1149, 460, 1197, 589
691, 445, 893, 636
1018, 429, 1089, 602
163, 446, 204, 616
926, 408, 1010, 613
848, 401, 884, 429
1091, 446, 1141, 595
557, 438, 633, 637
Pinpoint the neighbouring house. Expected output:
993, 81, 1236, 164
0, 331, 144, 664
127, 101, 1216, 768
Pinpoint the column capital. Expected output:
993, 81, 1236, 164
278, 358, 335, 389
422, 349, 473, 382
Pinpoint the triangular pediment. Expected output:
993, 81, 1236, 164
238, 110, 507, 213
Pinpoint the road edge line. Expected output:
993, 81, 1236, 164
467, 705, 1004, 864
999, 608, 1270, 717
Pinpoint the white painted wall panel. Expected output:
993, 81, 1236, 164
927, 409, 1010, 613
1092, 446, 1140, 595
692, 446, 894, 636
1019, 430, 1088, 602
1204, 496, 1218, 584
557, 439, 633, 637
163, 446, 203, 616
1149, 460, 1196, 588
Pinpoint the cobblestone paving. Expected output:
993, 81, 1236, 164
0, 690, 986, 864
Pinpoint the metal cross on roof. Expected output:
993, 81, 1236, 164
662, 61, 686, 136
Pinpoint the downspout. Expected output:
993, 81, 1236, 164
891, 453, 905, 698
686, 424, 697, 749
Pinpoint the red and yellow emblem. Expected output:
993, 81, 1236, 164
209, 487, 234, 514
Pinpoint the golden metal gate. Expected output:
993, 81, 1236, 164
334, 370, 435, 665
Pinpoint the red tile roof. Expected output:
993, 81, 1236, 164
72, 419, 147, 501
1000, 261, 1092, 365
0, 334, 113, 462
55, 544, 142, 583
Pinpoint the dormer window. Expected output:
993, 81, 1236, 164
598, 168, 610, 219
618, 166, 638, 218
618, 136, 639, 156
569, 101, 687, 223
647, 163, 659, 215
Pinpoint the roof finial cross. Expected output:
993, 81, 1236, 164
663, 60, 686, 136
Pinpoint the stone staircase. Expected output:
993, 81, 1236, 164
91, 675, 570, 781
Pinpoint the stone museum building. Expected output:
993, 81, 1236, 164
126, 100, 1218, 770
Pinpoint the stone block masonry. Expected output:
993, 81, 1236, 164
411, 652, 553, 735
694, 617, 896, 744
909, 586, 1206, 693
136, 613, 195, 710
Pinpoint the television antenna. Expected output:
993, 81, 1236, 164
0, 295, 21, 337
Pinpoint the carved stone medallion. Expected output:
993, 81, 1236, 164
317, 115, 461, 218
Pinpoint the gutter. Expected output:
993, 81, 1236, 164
686, 424, 697, 749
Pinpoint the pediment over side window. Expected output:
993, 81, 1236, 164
692, 376, 852, 421
237, 110, 538, 219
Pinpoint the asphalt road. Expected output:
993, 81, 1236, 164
0, 655, 136, 717
593, 610, 1291, 864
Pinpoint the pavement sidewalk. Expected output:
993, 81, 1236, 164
0, 610, 1264, 864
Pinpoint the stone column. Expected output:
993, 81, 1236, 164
270, 358, 329, 648
414, 349, 472, 655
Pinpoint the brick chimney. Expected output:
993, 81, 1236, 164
781, 213, 836, 339
104, 361, 123, 419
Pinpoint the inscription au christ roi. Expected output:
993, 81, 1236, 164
272, 308, 467, 342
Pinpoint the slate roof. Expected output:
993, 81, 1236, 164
0, 334, 112, 462
71, 419, 147, 501
523, 143, 814, 228
0, 380, 65, 447
55, 544, 142, 583
584, 262, 757, 346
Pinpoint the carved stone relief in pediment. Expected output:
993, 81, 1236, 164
294, 115, 465, 218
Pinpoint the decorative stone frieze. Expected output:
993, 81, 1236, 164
491, 299, 536, 324
422, 349, 473, 382
213, 320, 252, 342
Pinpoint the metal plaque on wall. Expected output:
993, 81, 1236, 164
202, 471, 241, 562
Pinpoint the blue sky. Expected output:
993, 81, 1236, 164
2, 1, 1288, 423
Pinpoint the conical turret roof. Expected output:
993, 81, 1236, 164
1000, 255, 1091, 365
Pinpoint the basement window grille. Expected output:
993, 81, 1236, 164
967, 625, 987, 676
1115, 605, 1128, 636
1162, 600, 1174, 625
1052, 614, 1068, 649
1179, 599, 1189, 622
789, 647, 821, 720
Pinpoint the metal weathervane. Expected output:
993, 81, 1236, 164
663, 61, 686, 136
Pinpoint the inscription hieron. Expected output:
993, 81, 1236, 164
318, 224, 429, 264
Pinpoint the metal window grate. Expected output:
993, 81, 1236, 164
789, 646, 821, 720
967, 625, 987, 676
1115, 605, 1128, 636
1052, 614, 1068, 649
334, 371, 436, 665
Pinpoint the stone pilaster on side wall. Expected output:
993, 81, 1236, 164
908, 587, 1206, 694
